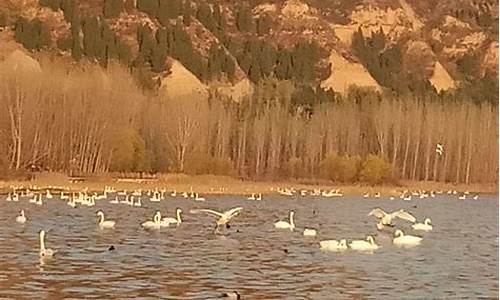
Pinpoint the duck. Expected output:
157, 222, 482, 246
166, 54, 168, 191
412, 218, 433, 231
96, 210, 116, 229
141, 211, 162, 229
161, 208, 183, 226
303, 228, 317, 237
39, 230, 56, 258
319, 239, 347, 251
393, 229, 422, 246
349, 236, 379, 251
16, 209, 27, 224
190, 207, 243, 232
274, 211, 295, 231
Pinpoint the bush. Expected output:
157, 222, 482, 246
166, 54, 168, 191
321, 154, 361, 183
109, 128, 151, 172
185, 153, 234, 176
359, 154, 393, 184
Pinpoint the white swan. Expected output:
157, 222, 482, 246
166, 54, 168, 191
368, 208, 416, 229
194, 193, 205, 202
303, 228, 317, 237
110, 196, 119, 204
16, 209, 27, 224
161, 208, 182, 226
96, 210, 116, 229
6, 193, 11, 202
35, 194, 43, 206
320, 239, 347, 251
149, 192, 161, 202
141, 211, 162, 229
190, 207, 243, 230
45, 190, 53, 199
458, 194, 466, 200
349, 236, 379, 251
39, 230, 56, 258
134, 197, 142, 207
67, 195, 76, 208
274, 211, 295, 231
412, 218, 433, 231
247, 193, 262, 200
393, 229, 422, 246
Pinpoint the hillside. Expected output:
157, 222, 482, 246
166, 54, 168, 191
0, 0, 497, 100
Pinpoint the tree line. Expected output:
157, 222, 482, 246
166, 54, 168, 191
0, 59, 497, 185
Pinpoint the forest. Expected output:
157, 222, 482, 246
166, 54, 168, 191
0, 59, 497, 185
0, 0, 497, 185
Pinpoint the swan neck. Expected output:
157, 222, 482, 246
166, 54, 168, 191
290, 213, 295, 228
40, 233, 45, 250
177, 210, 182, 223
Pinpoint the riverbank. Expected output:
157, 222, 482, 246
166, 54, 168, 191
0, 172, 497, 196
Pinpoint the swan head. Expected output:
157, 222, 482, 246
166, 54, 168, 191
96, 210, 104, 217
20, 209, 25, 216
394, 229, 404, 237
39, 230, 46, 239
290, 210, 295, 218
424, 218, 432, 225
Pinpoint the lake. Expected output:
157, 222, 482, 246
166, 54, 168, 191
0, 192, 497, 299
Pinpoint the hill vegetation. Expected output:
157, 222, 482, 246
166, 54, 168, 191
0, 0, 497, 184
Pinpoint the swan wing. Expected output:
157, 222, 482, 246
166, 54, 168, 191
224, 207, 243, 218
368, 208, 387, 219
190, 209, 224, 218
393, 210, 416, 222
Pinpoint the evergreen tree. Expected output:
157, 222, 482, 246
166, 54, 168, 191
236, 6, 253, 32
103, 0, 124, 18
61, 0, 76, 22
256, 15, 271, 35
136, 0, 158, 17
40, 0, 61, 11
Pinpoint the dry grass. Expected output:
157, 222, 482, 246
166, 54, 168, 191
0, 173, 496, 196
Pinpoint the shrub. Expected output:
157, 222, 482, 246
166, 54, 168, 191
359, 154, 393, 184
185, 153, 234, 176
321, 154, 361, 183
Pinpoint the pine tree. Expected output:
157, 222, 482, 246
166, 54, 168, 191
103, 0, 124, 18
236, 7, 253, 32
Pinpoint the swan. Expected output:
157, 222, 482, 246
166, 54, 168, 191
35, 194, 43, 205
134, 197, 142, 207
60, 191, 69, 200
303, 228, 317, 236
194, 193, 205, 201
6, 193, 11, 202
458, 194, 466, 200
141, 211, 162, 229
120, 194, 129, 204
319, 239, 347, 251
149, 192, 161, 202
349, 236, 379, 251
473, 194, 479, 200
247, 193, 256, 200
274, 211, 295, 231
393, 229, 422, 246
222, 291, 241, 299
29, 194, 37, 203
374, 192, 381, 198
109, 196, 119, 204
39, 230, 56, 258
96, 210, 116, 229
170, 190, 177, 197
190, 207, 243, 231
181, 191, 188, 198
412, 218, 433, 231
300, 189, 308, 196
278, 188, 293, 196
161, 208, 182, 226
45, 190, 53, 199
369, 208, 416, 229
67, 195, 76, 208
16, 209, 27, 224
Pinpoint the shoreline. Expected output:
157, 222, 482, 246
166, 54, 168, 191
0, 173, 497, 196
